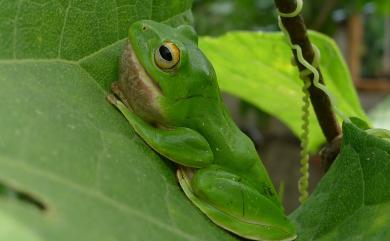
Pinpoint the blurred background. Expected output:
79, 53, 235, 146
192, 0, 390, 212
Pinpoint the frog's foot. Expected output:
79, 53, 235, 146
107, 93, 119, 106
177, 166, 296, 241
110, 81, 132, 109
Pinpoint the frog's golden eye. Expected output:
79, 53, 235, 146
154, 42, 180, 70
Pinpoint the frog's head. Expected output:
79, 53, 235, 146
121, 20, 219, 126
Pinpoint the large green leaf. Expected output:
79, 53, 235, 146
199, 31, 369, 151
291, 122, 390, 241
0, 1, 237, 240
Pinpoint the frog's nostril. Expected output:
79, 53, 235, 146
142, 25, 147, 31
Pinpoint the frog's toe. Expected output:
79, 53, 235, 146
107, 94, 119, 106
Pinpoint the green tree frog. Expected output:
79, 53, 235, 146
108, 20, 297, 241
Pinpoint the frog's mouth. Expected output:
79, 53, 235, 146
118, 41, 165, 124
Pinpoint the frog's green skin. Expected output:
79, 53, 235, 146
109, 20, 296, 241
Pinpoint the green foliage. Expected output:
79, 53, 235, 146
0, 1, 237, 240
350, 117, 371, 130
291, 122, 390, 241
341, 0, 390, 14
193, 0, 388, 77
199, 31, 369, 151
0, 0, 193, 60
193, 0, 277, 36
0, 1, 387, 241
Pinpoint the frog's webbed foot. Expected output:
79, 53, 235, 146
177, 166, 296, 241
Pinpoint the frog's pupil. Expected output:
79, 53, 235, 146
159, 45, 173, 61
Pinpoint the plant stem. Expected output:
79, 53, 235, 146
274, 0, 342, 167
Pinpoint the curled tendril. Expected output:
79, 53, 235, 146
299, 77, 310, 203
277, 0, 310, 204
277, 0, 303, 17
277, 0, 350, 204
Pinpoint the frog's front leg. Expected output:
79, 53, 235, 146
177, 166, 296, 241
107, 95, 213, 168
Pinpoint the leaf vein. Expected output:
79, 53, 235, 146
57, 0, 72, 58
12, 0, 23, 59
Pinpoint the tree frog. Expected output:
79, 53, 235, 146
108, 20, 297, 241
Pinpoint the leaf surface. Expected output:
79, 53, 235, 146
199, 31, 369, 151
291, 123, 390, 241
0, 1, 237, 240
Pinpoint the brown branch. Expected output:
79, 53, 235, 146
274, 0, 342, 167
